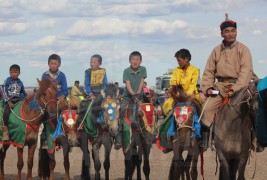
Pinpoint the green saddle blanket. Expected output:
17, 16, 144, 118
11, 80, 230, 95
0, 100, 26, 148
156, 112, 172, 150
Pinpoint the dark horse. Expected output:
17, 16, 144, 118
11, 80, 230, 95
0, 79, 59, 180
124, 95, 156, 180
168, 85, 202, 180
213, 79, 258, 180
91, 83, 120, 180
38, 96, 90, 180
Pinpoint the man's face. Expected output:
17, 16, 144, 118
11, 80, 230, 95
10, 69, 20, 80
176, 57, 189, 69
221, 27, 237, 45
49, 59, 60, 73
90, 57, 101, 70
130, 55, 142, 69
75, 83, 79, 87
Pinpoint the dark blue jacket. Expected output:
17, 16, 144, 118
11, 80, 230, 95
42, 70, 68, 97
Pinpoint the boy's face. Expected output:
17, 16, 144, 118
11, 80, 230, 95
90, 57, 101, 70
176, 57, 189, 69
10, 69, 20, 80
49, 59, 60, 73
130, 55, 141, 69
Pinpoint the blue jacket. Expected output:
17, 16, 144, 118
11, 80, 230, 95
42, 70, 68, 97
3, 77, 27, 102
84, 68, 107, 95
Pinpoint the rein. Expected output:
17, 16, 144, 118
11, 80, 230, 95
10, 94, 58, 122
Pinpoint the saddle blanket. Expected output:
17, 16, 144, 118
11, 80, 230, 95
0, 101, 27, 148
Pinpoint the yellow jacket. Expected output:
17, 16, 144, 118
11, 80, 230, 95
71, 85, 83, 96
162, 65, 203, 116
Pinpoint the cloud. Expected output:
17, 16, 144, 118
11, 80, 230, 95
252, 29, 262, 35
258, 60, 267, 64
28, 61, 47, 67
67, 18, 188, 38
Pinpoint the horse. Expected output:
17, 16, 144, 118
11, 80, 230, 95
124, 95, 156, 180
0, 79, 60, 180
213, 78, 259, 180
167, 85, 202, 180
38, 95, 90, 180
90, 83, 120, 180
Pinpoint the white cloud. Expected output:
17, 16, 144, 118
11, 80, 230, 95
33, 35, 58, 46
252, 29, 262, 35
67, 18, 188, 37
28, 61, 47, 67
258, 60, 267, 64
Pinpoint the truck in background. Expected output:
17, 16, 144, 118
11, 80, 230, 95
155, 69, 173, 96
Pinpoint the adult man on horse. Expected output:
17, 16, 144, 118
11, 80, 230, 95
199, 14, 253, 149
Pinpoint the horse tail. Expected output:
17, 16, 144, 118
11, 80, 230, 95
38, 149, 50, 178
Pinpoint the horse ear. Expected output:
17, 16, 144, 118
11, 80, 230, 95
37, 78, 41, 85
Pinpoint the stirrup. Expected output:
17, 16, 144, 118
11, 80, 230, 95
42, 141, 48, 149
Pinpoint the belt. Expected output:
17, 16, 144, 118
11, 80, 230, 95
217, 77, 237, 83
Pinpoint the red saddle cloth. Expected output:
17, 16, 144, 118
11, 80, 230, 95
140, 103, 154, 128
173, 105, 193, 125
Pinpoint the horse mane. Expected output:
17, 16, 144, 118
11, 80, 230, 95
170, 85, 201, 116
170, 85, 189, 105
105, 83, 117, 99
38, 79, 55, 94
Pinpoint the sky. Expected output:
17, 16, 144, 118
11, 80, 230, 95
1, 0, 267, 88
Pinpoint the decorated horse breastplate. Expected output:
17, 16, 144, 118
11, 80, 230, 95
62, 110, 78, 128
174, 105, 193, 128
139, 103, 155, 133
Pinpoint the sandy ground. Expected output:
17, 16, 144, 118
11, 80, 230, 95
1, 138, 267, 180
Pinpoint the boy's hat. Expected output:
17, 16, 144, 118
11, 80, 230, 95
220, 13, 237, 31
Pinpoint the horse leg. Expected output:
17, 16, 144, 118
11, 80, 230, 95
184, 154, 193, 180
63, 147, 70, 180
237, 155, 249, 180
27, 144, 37, 180
218, 152, 230, 180
103, 135, 113, 180
80, 132, 90, 180
190, 143, 199, 180
172, 143, 183, 180
142, 143, 152, 180
61, 136, 71, 180
48, 153, 56, 180
92, 138, 101, 180
17, 148, 24, 180
0, 145, 9, 179
124, 149, 133, 180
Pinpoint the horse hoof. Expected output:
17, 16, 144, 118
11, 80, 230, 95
256, 145, 264, 153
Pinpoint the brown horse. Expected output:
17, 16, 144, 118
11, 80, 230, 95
124, 95, 156, 180
0, 79, 59, 180
38, 97, 90, 180
213, 79, 258, 180
168, 85, 202, 180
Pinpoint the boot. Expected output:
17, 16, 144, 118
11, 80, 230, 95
198, 126, 209, 150
256, 143, 264, 153
114, 132, 122, 150
2, 126, 9, 141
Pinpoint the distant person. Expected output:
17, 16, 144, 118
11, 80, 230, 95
71, 80, 83, 97
143, 81, 150, 95
2, 64, 27, 141
163, 88, 170, 101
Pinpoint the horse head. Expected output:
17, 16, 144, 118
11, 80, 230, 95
127, 94, 156, 138
170, 85, 200, 148
100, 83, 120, 137
61, 110, 79, 147
36, 78, 58, 118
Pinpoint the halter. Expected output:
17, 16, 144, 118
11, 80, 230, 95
230, 84, 258, 107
